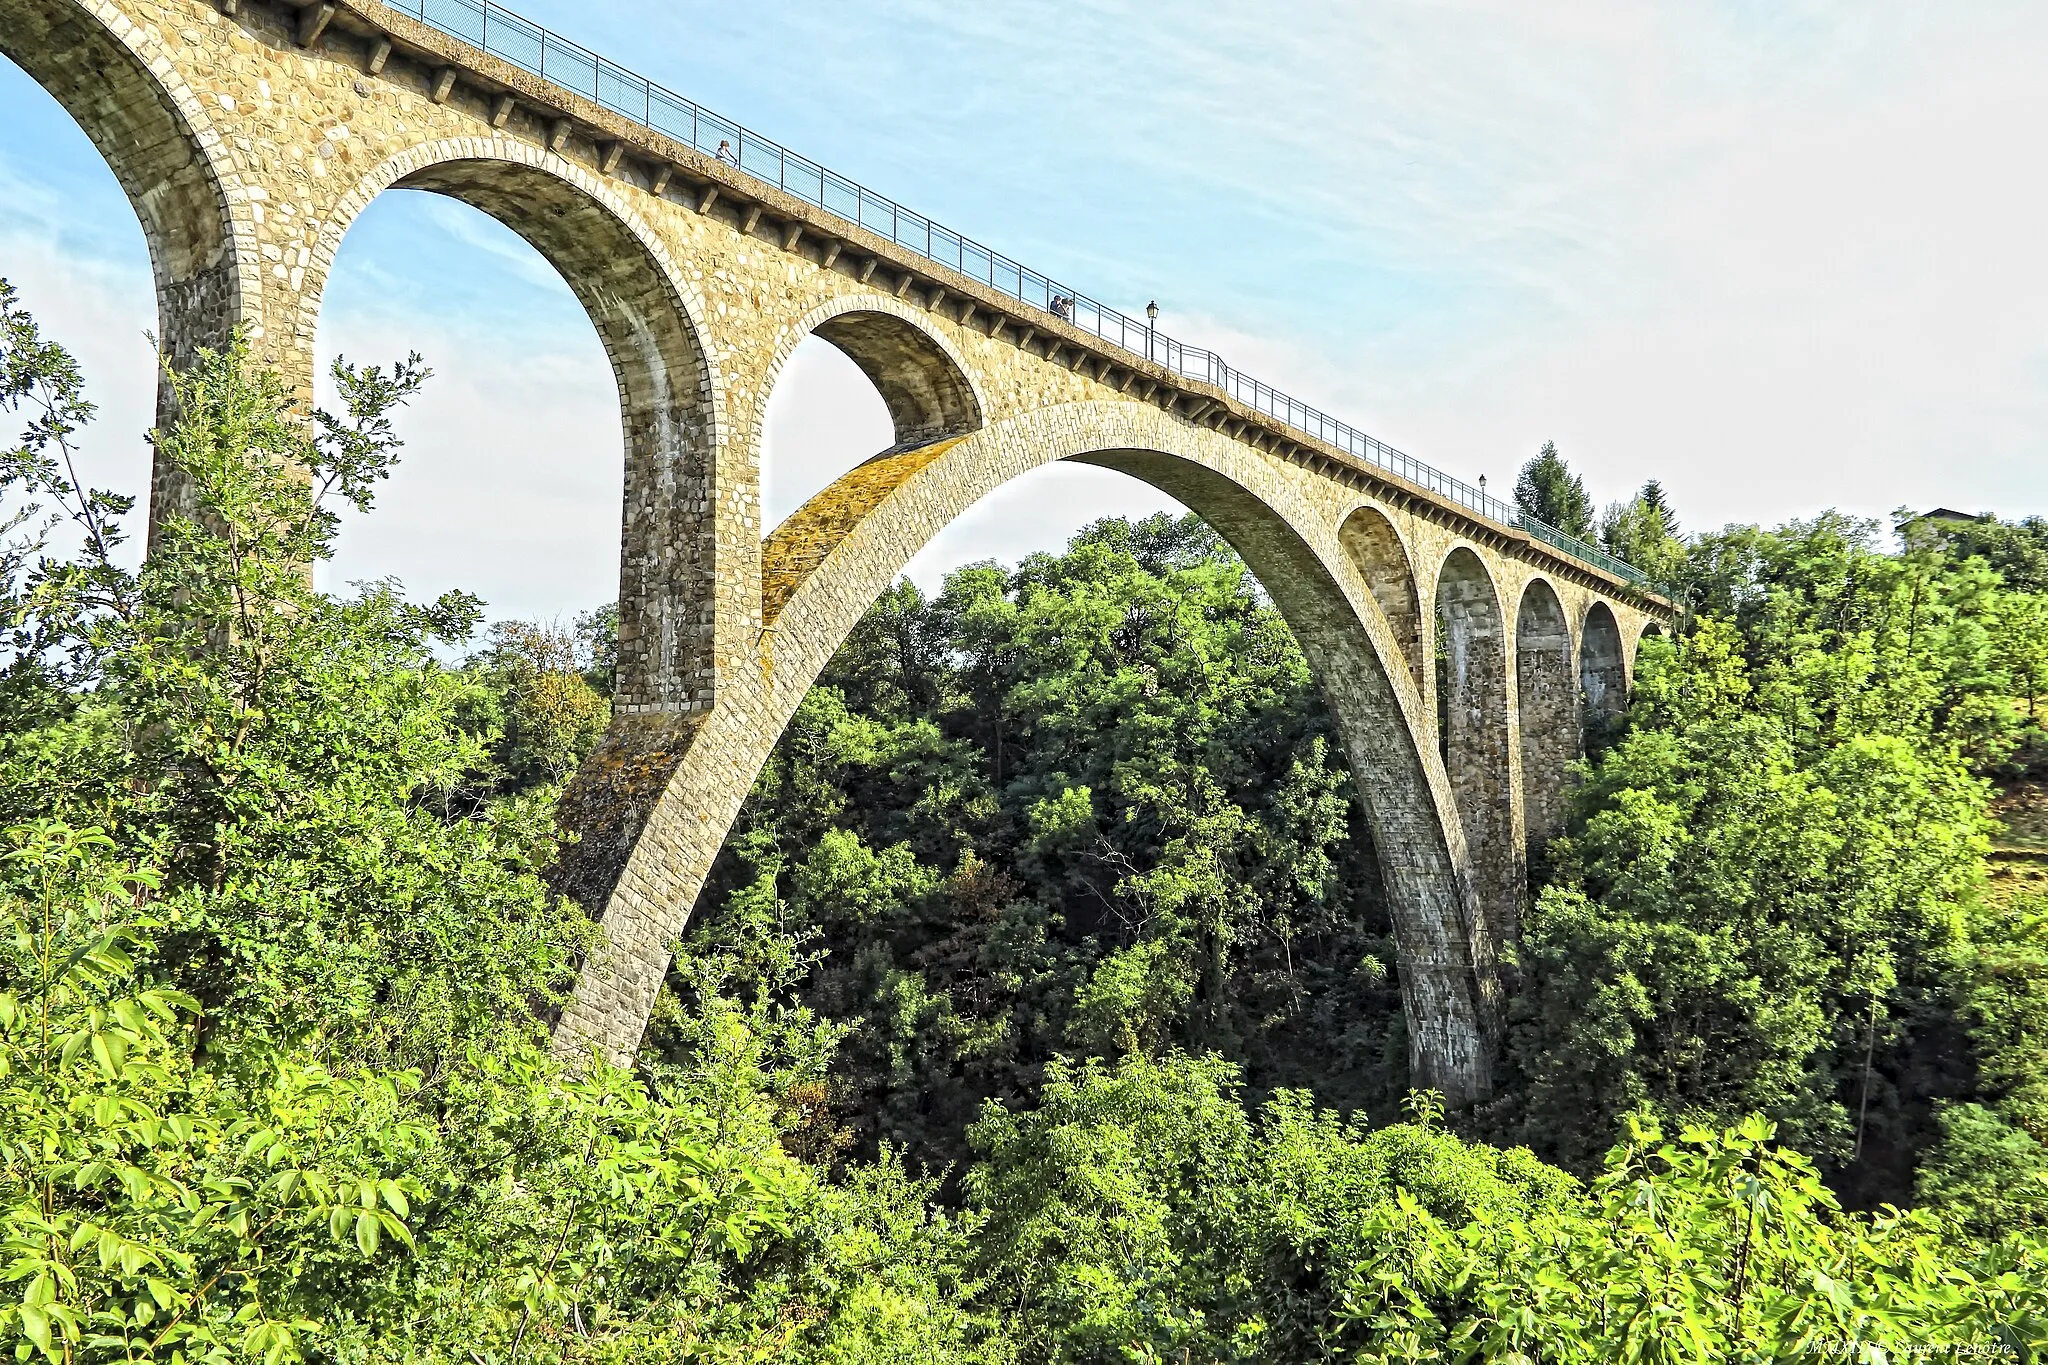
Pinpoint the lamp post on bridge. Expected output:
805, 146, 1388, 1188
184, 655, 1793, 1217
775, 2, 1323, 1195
1146, 300, 1158, 362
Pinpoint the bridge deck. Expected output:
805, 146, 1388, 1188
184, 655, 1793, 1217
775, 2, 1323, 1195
304, 0, 1661, 601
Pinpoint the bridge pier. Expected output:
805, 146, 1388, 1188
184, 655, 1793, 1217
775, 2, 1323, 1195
1435, 548, 1525, 946
1516, 580, 1579, 872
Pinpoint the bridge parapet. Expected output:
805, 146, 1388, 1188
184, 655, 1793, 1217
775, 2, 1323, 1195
277, 0, 1658, 597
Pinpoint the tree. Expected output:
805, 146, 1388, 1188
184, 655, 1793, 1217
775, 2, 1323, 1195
1997, 592, 2048, 726
0, 282, 994, 1363
1601, 478, 1687, 581
962, 1055, 2048, 1360
1514, 440, 1595, 540
468, 617, 611, 788
1510, 510, 2048, 1212
1919, 511, 2048, 593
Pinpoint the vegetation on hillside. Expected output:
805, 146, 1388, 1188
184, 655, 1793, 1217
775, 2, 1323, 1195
2, 281, 2043, 1359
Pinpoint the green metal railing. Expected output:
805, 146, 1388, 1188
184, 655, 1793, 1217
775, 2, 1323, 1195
393, 0, 1651, 588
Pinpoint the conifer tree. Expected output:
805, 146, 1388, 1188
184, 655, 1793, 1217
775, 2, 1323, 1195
1514, 441, 1595, 540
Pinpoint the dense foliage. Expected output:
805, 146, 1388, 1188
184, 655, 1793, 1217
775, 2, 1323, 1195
0, 283, 977, 1362
1513, 441, 1595, 541
673, 515, 1406, 1169
1599, 478, 1686, 588
1509, 512, 2048, 1226
2, 280, 2043, 1360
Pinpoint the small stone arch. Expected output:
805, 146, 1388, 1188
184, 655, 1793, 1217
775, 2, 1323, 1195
760, 294, 986, 454
300, 139, 726, 711
1629, 620, 1669, 684
0, 0, 263, 543
1514, 578, 1576, 868
1435, 547, 1520, 943
1339, 504, 1424, 691
1580, 601, 1628, 757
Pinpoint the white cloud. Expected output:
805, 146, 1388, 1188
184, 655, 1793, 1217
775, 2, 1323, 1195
315, 309, 624, 622
0, 234, 158, 567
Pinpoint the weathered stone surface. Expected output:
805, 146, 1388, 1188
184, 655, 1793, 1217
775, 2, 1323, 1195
8, 0, 1673, 1101
1515, 579, 1577, 871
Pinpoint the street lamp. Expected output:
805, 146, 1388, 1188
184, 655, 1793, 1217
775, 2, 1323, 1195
1146, 300, 1158, 360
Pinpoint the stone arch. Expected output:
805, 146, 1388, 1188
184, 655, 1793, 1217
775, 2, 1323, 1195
759, 295, 986, 455
1514, 577, 1576, 870
0, 0, 262, 543
1434, 547, 1521, 943
1581, 600, 1628, 757
558, 400, 1502, 1103
1338, 504, 1424, 691
299, 139, 726, 711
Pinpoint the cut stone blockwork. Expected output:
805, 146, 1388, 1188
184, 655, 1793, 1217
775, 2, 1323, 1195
1515, 578, 1576, 868
4, 0, 1673, 1102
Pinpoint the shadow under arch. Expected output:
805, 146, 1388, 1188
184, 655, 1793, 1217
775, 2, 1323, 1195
561, 399, 1502, 1103
1580, 600, 1627, 757
803, 303, 984, 451
1338, 504, 1424, 692
299, 140, 724, 712
0, 0, 261, 540
1514, 577, 1576, 868
1435, 547, 1520, 943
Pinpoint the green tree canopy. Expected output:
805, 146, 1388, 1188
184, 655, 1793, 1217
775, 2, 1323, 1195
1514, 439, 1596, 540
679, 513, 1407, 1169
1511, 510, 2048, 1225
1917, 510, 2048, 593
1601, 478, 1686, 582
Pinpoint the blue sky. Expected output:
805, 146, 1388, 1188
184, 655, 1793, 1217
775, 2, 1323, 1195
4, 1, 2047, 623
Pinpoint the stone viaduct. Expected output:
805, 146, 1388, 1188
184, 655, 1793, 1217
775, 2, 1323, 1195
2, 0, 1672, 1101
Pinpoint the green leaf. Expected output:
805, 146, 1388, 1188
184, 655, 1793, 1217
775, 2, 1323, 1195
18, 1306, 50, 1357
354, 1207, 380, 1257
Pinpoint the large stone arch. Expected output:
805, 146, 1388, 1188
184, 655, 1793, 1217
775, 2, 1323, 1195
1338, 504, 1424, 693
1514, 577, 1576, 870
1434, 547, 1521, 944
0, 0, 262, 543
298, 139, 726, 711
1580, 600, 1627, 757
558, 400, 1503, 1103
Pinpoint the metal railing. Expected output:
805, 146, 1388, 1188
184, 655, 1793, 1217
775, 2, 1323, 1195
392, 0, 1651, 589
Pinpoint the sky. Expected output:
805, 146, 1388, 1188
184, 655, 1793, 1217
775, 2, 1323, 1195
3, 0, 2046, 624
